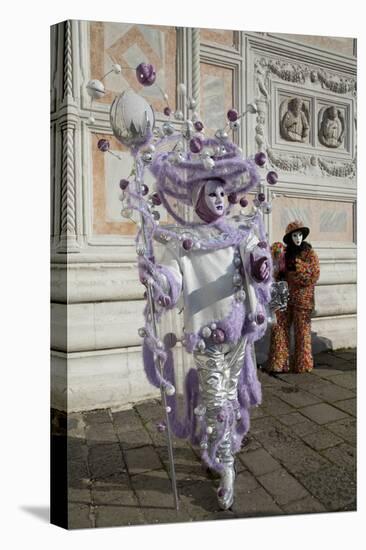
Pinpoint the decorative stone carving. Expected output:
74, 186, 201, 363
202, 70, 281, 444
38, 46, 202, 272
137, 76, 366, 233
254, 59, 269, 98
191, 28, 201, 114
256, 57, 356, 95
267, 59, 307, 84
253, 54, 356, 178
317, 70, 356, 95
63, 20, 73, 102
280, 97, 310, 143
57, 120, 79, 253
318, 106, 345, 148
317, 157, 356, 178
267, 148, 311, 173
266, 147, 355, 179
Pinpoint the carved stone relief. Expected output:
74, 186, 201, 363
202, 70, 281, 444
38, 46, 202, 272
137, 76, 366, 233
280, 97, 310, 143
253, 55, 356, 178
318, 105, 345, 148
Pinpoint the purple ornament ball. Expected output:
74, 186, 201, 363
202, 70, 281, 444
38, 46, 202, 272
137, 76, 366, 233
228, 192, 238, 205
256, 313, 265, 325
163, 106, 171, 116
194, 121, 204, 132
217, 487, 226, 498
97, 139, 110, 152
136, 63, 156, 86
258, 193, 266, 203
151, 193, 162, 206
164, 332, 177, 349
212, 328, 225, 344
254, 152, 267, 167
140, 184, 149, 196
119, 179, 129, 190
227, 109, 238, 122
266, 170, 278, 185
182, 239, 193, 251
190, 137, 203, 153
257, 241, 267, 249
239, 197, 248, 208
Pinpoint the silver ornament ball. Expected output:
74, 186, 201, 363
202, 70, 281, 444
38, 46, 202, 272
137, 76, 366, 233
174, 110, 184, 121
203, 157, 215, 170
121, 207, 133, 218
197, 339, 206, 352
215, 129, 228, 141
230, 120, 240, 130
165, 384, 175, 396
202, 326, 212, 339
112, 63, 122, 74
162, 122, 175, 136
86, 79, 105, 99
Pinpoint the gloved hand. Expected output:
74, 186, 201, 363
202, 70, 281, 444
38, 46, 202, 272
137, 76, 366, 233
250, 253, 270, 282
138, 257, 171, 307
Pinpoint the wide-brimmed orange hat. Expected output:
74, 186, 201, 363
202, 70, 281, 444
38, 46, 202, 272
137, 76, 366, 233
283, 220, 309, 244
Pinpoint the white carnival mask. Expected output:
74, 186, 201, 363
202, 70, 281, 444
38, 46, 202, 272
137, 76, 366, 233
291, 230, 303, 246
204, 180, 225, 216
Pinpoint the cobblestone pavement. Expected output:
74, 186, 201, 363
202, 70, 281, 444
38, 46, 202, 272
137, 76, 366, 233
60, 349, 356, 529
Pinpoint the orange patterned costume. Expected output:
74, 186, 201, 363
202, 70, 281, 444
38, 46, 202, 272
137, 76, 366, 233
269, 221, 320, 373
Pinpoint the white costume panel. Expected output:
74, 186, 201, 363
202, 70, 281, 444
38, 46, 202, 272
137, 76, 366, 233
157, 219, 260, 336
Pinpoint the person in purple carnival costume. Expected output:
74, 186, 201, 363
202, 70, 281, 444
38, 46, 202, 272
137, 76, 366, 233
138, 141, 274, 510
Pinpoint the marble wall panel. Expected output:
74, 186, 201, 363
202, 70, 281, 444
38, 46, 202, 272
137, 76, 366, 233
92, 133, 169, 236
275, 33, 355, 57
200, 62, 234, 136
271, 195, 354, 244
200, 27, 236, 48
90, 21, 176, 113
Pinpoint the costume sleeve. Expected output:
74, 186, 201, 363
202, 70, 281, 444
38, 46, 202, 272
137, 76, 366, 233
293, 249, 320, 286
155, 245, 183, 307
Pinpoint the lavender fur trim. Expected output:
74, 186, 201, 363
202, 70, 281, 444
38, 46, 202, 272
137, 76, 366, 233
149, 138, 261, 216
165, 358, 200, 442
156, 264, 182, 307
216, 302, 245, 343
183, 332, 201, 353
151, 152, 260, 201
142, 340, 164, 388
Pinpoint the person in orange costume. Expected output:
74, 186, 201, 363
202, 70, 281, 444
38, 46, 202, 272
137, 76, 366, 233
268, 220, 320, 373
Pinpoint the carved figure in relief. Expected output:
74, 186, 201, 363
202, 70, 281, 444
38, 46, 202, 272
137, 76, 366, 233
318, 106, 345, 148
280, 97, 310, 143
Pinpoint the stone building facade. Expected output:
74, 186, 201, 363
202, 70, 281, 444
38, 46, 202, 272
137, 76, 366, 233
51, 21, 357, 412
